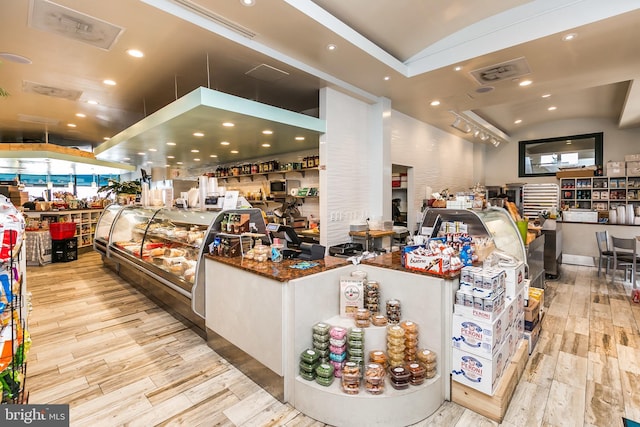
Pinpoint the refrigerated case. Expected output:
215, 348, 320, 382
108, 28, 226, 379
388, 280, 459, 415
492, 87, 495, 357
418, 207, 526, 264
93, 204, 123, 255
96, 205, 220, 329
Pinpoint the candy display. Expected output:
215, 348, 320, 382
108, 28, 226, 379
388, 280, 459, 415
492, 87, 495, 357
300, 348, 321, 380
386, 324, 405, 367
407, 362, 426, 385
341, 361, 360, 394
371, 314, 388, 327
355, 308, 371, 328
329, 326, 348, 376
369, 350, 388, 369
400, 320, 419, 362
315, 363, 335, 387
347, 327, 365, 375
364, 363, 385, 394
386, 299, 401, 324
365, 280, 380, 314
389, 365, 411, 390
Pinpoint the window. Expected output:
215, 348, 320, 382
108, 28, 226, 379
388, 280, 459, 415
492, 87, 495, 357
518, 132, 603, 177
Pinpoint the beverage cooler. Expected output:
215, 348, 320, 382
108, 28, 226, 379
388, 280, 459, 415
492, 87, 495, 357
93, 205, 220, 329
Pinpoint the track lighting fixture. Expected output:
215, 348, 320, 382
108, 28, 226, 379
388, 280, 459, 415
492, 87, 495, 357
449, 111, 509, 148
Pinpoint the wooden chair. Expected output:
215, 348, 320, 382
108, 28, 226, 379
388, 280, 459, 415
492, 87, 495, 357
610, 236, 640, 287
595, 231, 613, 277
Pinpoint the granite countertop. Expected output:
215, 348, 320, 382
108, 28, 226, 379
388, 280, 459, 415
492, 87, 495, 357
362, 251, 460, 279
205, 250, 459, 282
204, 253, 350, 282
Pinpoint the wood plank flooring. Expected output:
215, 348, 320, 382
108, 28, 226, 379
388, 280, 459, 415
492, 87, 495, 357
26, 252, 640, 426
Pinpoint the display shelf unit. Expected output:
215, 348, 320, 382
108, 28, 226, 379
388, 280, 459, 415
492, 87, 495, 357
215, 167, 319, 182
559, 175, 640, 211
0, 199, 29, 404
23, 209, 104, 249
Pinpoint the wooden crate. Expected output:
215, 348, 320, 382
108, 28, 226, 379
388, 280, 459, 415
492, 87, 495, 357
451, 339, 528, 423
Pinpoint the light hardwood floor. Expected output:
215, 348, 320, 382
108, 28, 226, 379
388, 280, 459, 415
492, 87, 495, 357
26, 252, 640, 426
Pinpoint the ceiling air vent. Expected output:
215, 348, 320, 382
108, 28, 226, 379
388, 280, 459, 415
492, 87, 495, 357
171, 0, 256, 39
17, 114, 60, 126
470, 57, 531, 85
245, 64, 289, 83
23, 80, 82, 101
29, 0, 124, 50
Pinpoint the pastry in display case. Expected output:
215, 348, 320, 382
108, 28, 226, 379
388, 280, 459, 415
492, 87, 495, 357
104, 206, 219, 294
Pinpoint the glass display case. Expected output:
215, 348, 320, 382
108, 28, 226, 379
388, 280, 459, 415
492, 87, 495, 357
103, 206, 220, 319
93, 204, 124, 255
418, 207, 526, 264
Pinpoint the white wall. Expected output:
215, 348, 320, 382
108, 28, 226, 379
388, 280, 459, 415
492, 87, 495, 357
319, 87, 374, 247
484, 117, 640, 185
390, 109, 476, 227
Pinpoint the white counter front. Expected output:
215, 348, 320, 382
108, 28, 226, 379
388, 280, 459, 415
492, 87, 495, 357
204, 254, 456, 427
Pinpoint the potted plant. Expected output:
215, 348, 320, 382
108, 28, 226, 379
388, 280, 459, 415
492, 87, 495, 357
98, 178, 141, 204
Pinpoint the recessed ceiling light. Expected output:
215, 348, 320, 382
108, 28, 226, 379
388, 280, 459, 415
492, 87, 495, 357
230, 150, 239, 154
194, 158, 200, 161
519, 80, 532, 87
165, 164, 171, 167
430, 100, 440, 107
127, 49, 144, 58
210, 154, 218, 158
295, 136, 305, 141
261, 143, 271, 147
123, 157, 130, 161
103, 137, 110, 141
193, 132, 204, 137
149, 148, 157, 152
191, 149, 199, 153
167, 156, 175, 159
548, 106, 557, 111
562, 33, 577, 41
454, 66, 462, 71
327, 44, 337, 51
222, 122, 234, 127
147, 161, 153, 165
177, 162, 183, 165
384, 76, 390, 81
514, 119, 522, 124
137, 152, 145, 155
0, 52, 32, 64
166, 142, 176, 146
240, 0, 255, 6
67, 123, 76, 128
220, 141, 230, 146
262, 130, 273, 135
103, 79, 116, 86
75, 113, 86, 118
87, 100, 99, 105
542, 93, 551, 98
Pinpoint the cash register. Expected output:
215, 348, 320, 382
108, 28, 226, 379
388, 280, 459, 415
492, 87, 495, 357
265, 223, 326, 260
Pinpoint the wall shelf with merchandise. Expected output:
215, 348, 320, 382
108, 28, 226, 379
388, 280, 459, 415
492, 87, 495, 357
559, 175, 640, 211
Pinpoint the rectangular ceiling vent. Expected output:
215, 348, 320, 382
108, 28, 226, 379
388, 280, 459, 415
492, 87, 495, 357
29, 0, 124, 50
171, 0, 256, 39
470, 57, 531, 85
245, 64, 289, 83
17, 114, 60, 126
23, 80, 82, 101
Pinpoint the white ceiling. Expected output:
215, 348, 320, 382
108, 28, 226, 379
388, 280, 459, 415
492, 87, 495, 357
1, 0, 639, 175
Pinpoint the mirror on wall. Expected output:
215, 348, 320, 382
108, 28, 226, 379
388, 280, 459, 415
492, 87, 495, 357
518, 132, 603, 177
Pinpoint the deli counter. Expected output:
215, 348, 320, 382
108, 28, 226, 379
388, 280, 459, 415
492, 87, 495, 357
93, 205, 220, 330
